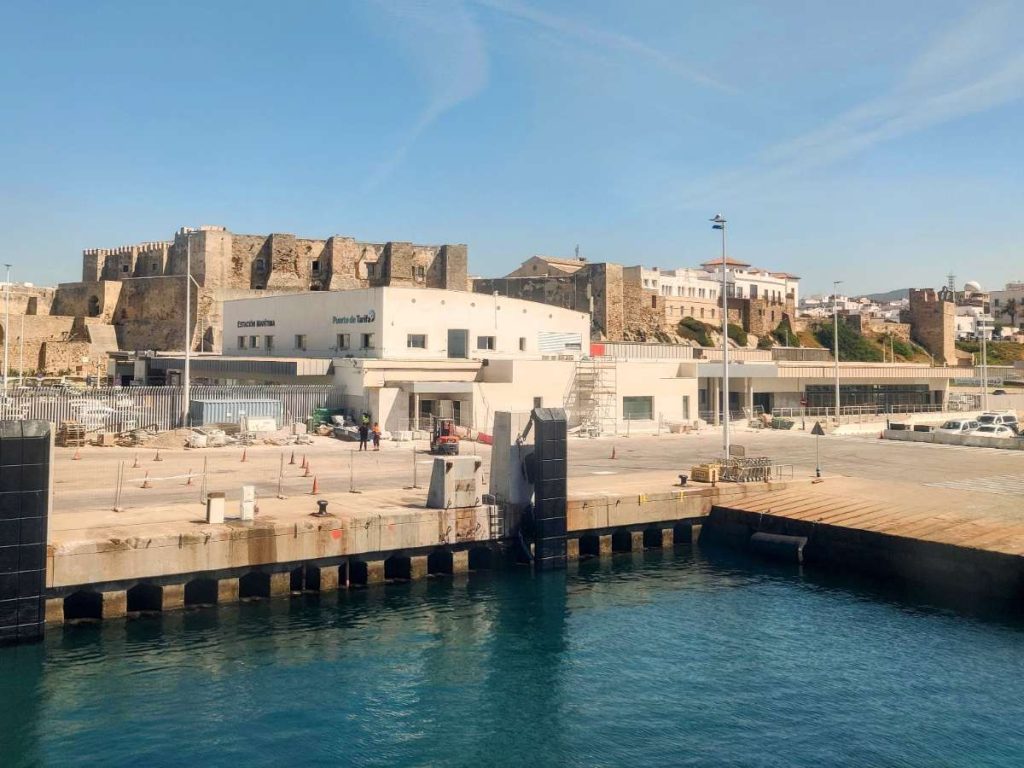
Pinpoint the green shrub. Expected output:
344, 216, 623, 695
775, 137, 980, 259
771, 318, 798, 347
678, 317, 713, 347
757, 335, 774, 350
814, 322, 882, 362
889, 337, 914, 359
727, 323, 748, 347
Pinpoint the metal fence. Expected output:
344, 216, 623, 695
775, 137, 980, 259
0, 385, 343, 432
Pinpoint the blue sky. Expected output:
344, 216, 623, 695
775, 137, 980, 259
2, 0, 1022, 296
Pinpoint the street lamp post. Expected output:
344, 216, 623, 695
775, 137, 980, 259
182, 231, 199, 428
3, 264, 11, 394
711, 214, 729, 460
980, 313, 990, 411
833, 280, 843, 422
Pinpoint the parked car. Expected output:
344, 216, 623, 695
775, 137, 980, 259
977, 412, 1019, 433
972, 425, 1017, 439
935, 419, 980, 435
993, 389, 1007, 395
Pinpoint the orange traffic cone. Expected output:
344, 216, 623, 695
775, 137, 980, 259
185, 469, 194, 486
132, 453, 140, 469
154, 449, 163, 462
610, 445, 617, 460
300, 455, 308, 470
303, 462, 312, 478
141, 472, 152, 489
289, 451, 296, 465
310, 475, 320, 494
72, 448, 81, 461
241, 448, 248, 463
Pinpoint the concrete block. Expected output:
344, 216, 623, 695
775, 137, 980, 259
630, 531, 644, 551
409, 555, 428, 581
269, 571, 291, 596
240, 485, 256, 521
206, 492, 225, 524
566, 538, 580, 560
45, 598, 64, 625
426, 456, 483, 509
161, 583, 185, 611
451, 550, 469, 574
365, 560, 385, 585
599, 534, 612, 556
318, 565, 341, 592
661, 528, 675, 548
101, 590, 128, 619
218, 577, 239, 603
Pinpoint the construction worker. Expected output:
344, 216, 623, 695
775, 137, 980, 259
358, 421, 369, 451
372, 422, 381, 451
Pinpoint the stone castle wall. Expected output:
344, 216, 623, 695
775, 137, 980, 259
50, 226, 470, 356
902, 289, 956, 365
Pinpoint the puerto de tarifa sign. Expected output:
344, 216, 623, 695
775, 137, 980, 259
332, 310, 376, 325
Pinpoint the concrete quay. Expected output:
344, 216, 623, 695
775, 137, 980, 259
43, 427, 1024, 624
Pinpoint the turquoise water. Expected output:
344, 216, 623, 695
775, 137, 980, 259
3, 549, 1024, 767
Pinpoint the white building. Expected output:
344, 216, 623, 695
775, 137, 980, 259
989, 282, 1024, 330
221, 287, 700, 434
637, 266, 720, 301
224, 287, 590, 361
699, 258, 800, 306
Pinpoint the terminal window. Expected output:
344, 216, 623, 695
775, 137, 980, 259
249, 335, 259, 349
623, 396, 654, 421
407, 334, 427, 349
295, 334, 307, 351
337, 333, 350, 350
519, 337, 527, 351
237, 335, 247, 350
361, 333, 375, 349
477, 335, 496, 350
265, 335, 274, 352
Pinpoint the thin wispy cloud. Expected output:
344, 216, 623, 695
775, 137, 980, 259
474, 0, 731, 92
364, 0, 490, 189
681, 2, 1024, 205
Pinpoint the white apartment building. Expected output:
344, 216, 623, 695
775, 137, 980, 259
638, 266, 720, 302
990, 282, 1024, 330
699, 258, 800, 306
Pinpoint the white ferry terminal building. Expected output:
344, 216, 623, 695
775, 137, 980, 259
129, 287, 979, 434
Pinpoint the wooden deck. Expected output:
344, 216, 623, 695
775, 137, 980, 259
713, 475, 1024, 559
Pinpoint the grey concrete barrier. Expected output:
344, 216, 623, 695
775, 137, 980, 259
882, 429, 1024, 450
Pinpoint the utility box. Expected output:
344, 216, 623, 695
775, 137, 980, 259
426, 456, 482, 510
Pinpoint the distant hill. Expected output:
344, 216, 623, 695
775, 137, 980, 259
859, 288, 910, 303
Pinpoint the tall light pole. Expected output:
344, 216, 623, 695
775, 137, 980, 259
182, 232, 194, 427
711, 214, 729, 460
3, 264, 10, 394
980, 312, 990, 411
833, 280, 843, 421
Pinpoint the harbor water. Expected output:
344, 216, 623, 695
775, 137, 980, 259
3, 549, 1023, 767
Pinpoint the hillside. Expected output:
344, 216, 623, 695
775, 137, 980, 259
859, 288, 910, 303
